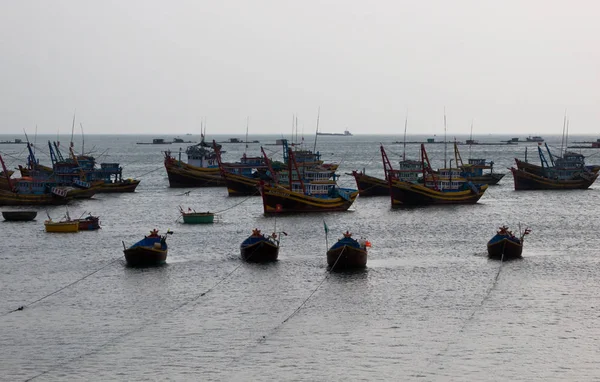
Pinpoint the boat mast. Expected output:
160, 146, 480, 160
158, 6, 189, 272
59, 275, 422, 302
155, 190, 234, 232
468, 120, 473, 160
443, 109, 447, 168
80, 123, 85, 156
0, 154, 13, 190
244, 116, 249, 155
560, 111, 567, 156
70, 111, 76, 149
313, 107, 320, 154
565, 118, 570, 153
402, 113, 408, 161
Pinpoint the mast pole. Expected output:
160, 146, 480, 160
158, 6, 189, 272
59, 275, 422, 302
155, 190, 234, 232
443, 108, 447, 168
245, 116, 249, 154
313, 107, 320, 154
468, 119, 473, 160
403, 112, 408, 161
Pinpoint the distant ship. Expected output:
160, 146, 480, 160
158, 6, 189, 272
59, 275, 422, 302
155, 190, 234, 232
526, 136, 544, 142
317, 130, 353, 136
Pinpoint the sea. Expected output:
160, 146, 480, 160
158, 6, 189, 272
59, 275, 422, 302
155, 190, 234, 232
2, 133, 600, 381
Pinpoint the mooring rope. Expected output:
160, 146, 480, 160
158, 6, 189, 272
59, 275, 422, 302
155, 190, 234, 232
22, 244, 268, 381
422, 251, 505, 376
1, 257, 121, 318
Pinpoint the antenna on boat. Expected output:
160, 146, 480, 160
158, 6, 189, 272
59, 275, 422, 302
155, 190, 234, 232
565, 118, 570, 153
34, 125, 38, 154
70, 110, 76, 149
468, 119, 473, 160
80, 123, 85, 155
245, 116, 249, 154
295, 115, 299, 146
313, 107, 320, 154
402, 111, 408, 161
443, 107, 448, 168
560, 110, 567, 156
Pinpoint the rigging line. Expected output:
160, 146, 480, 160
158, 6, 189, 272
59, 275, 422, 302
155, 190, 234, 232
222, 247, 348, 375
424, 252, 504, 374
131, 166, 163, 179
1, 257, 121, 318
213, 190, 259, 214
25, 247, 255, 381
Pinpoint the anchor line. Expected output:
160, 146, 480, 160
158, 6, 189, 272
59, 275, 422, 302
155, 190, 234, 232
1, 257, 121, 318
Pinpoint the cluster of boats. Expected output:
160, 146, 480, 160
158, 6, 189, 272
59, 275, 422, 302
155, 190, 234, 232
0, 140, 139, 206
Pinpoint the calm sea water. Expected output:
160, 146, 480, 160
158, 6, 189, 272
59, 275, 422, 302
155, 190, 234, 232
2, 134, 600, 381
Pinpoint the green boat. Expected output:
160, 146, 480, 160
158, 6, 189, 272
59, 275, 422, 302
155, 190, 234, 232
179, 207, 215, 224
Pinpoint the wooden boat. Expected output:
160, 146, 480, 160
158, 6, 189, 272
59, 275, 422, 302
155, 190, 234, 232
383, 144, 488, 206
123, 229, 173, 266
326, 231, 370, 270
516, 144, 600, 177
510, 167, 597, 190
487, 226, 531, 260
512, 146, 599, 190
453, 142, 505, 185
77, 215, 101, 230
179, 206, 214, 224
2, 210, 37, 221
349, 171, 389, 196
96, 179, 140, 193
259, 147, 358, 214
44, 219, 79, 233
240, 228, 282, 262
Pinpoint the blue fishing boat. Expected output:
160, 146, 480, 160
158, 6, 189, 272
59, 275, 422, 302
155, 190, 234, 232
240, 228, 284, 262
326, 231, 370, 270
123, 229, 173, 266
487, 226, 531, 260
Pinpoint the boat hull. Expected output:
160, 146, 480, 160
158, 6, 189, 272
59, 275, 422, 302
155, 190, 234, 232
240, 240, 279, 262
164, 158, 225, 188
222, 172, 261, 196
389, 181, 487, 206
511, 168, 597, 190
77, 217, 100, 230
350, 171, 389, 196
2, 211, 37, 221
96, 180, 140, 193
327, 245, 367, 270
182, 213, 214, 224
0, 190, 70, 206
487, 238, 523, 260
515, 158, 600, 177
260, 184, 358, 215
123, 247, 168, 266
45, 221, 80, 233
466, 173, 505, 185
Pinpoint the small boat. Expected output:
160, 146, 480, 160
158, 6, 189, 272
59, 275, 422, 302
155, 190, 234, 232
44, 219, 79, 233
76, 214, 101, 230
2, 210, 37, 221
123, 229, 173, 266
240, 228, 284, 263
179, 206, 214, 224
327, 231, 370, 270
487, 226, 531, 260
526, 136, 544, 142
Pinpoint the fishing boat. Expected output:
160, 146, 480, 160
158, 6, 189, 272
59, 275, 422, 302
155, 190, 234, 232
240, 228, 284, 262
383, 144, 488, 206
526, 136, 544, 142
179, 206, 214, 224
326, 231, 370, 270
2, 210, 37, 221
349, 170, 390, 196
453, 142, 505, 185
512, 145, 599, 190
259, 148, 358, 214
487, 226, 531, 260
0, 155, 71, 206
44, 219, 79, 233
76, 214, 101, 230
123, 229, 173, 266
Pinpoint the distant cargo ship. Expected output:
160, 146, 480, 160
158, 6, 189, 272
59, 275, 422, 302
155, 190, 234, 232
317, 130, 353, 136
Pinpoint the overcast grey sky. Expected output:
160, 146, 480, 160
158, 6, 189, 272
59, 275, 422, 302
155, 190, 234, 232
1, 0, 598, 135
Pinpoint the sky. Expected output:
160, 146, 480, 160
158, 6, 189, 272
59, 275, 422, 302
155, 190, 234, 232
0, 0, 598, 135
